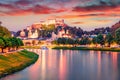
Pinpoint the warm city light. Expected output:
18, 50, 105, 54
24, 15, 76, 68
0, 0, 120, 80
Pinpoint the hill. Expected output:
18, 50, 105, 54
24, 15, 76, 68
0, 26, 11, 37
111, 21, 120, 35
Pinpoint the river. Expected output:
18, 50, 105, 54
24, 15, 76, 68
1, 49, 120, 80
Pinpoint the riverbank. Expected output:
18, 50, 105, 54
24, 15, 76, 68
21, 45, 52, 49
53, 46, 120, 52
21, 46, 40, 49
0, 50, 39, 78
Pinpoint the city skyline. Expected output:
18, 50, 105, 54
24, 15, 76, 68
0, 0, 120, 31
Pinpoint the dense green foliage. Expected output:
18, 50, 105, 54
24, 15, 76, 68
106, 33, 114, 47
115, 28, 120, 45
0, 39, 5, 49
96, 34, 105, 46
53, 47, 120, 52
54, 31, 120, 47
0, 25, 23, 53
0, 26, 11, 37
56, 38, 77, 45
0, 37, 23, 53
38, 24, 55, 37
92, 37, 97, 45
55, 37, 91, 45
0, 50, 39, 78
79, 37, 91, 45
42, 24, 55, 31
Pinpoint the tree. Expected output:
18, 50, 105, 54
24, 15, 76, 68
115, 28, 120, 45
17, 38, 24, 46
40, 24, 55, 38
0, 38, 5, 53
14, 37, 21, 49
61, 38, 67, 45
97, 34, 105, 46
47, 24, 55, 31
67, 38, 75, 45
0, 26, 11, 37
106, 33, 114, 47
9, 37, 18, 50
74, 39, 79, 45
79, 37, 91, 45
92, 37, 98, 46
57, 38, 63, 45
57, 38, 68, 45
4, 38, 12, 51
92, 37, 97, 44
16, 38, 24, 48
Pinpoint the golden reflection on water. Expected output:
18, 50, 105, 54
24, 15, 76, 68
1, 49, 120, 80
59, 49, 67, 80
97, 51, 101, 80
83, 50, 119, 80
112, 52, 118, 69
41, 50, 46, 80
26, 49, 120, 80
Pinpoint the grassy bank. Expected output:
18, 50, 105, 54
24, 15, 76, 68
0, 50, 39, 78
53, 46, 120, 52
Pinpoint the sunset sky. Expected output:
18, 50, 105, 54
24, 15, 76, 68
0, 0, 120, 31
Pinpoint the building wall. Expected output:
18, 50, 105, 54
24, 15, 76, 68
22, 40, 39, 46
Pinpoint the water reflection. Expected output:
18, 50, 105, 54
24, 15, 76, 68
1, 49, 120, 80
59, 49, 67, 80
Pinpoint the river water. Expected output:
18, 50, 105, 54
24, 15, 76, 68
1, 49, 120, 80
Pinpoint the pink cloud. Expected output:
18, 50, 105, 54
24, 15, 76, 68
0, 3, 67, 16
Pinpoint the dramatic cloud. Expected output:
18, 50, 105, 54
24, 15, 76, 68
1, 0, 120, 16
96, 20, 112, 23
55, 13, 120, 19
72, 0, 120, 18
72, 21, 84, 24
72, 4, 120, 13
0, 3, 67, 16
14, 0, 34, 6
0, 3, 17, 10
0, 0, 120, 31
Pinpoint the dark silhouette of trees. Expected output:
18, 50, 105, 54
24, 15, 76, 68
96, 34, 105, 47
79, 37, 91, 45
115, 28, 120, 45
92, 37, 98, 47
106, 33, 114, 47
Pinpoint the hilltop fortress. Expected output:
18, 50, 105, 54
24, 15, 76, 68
19, 19, 67, 39
30, 19, 65, 29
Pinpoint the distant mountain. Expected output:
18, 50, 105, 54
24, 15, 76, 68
111, 21, 120, 35
10, 31, 17, 37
